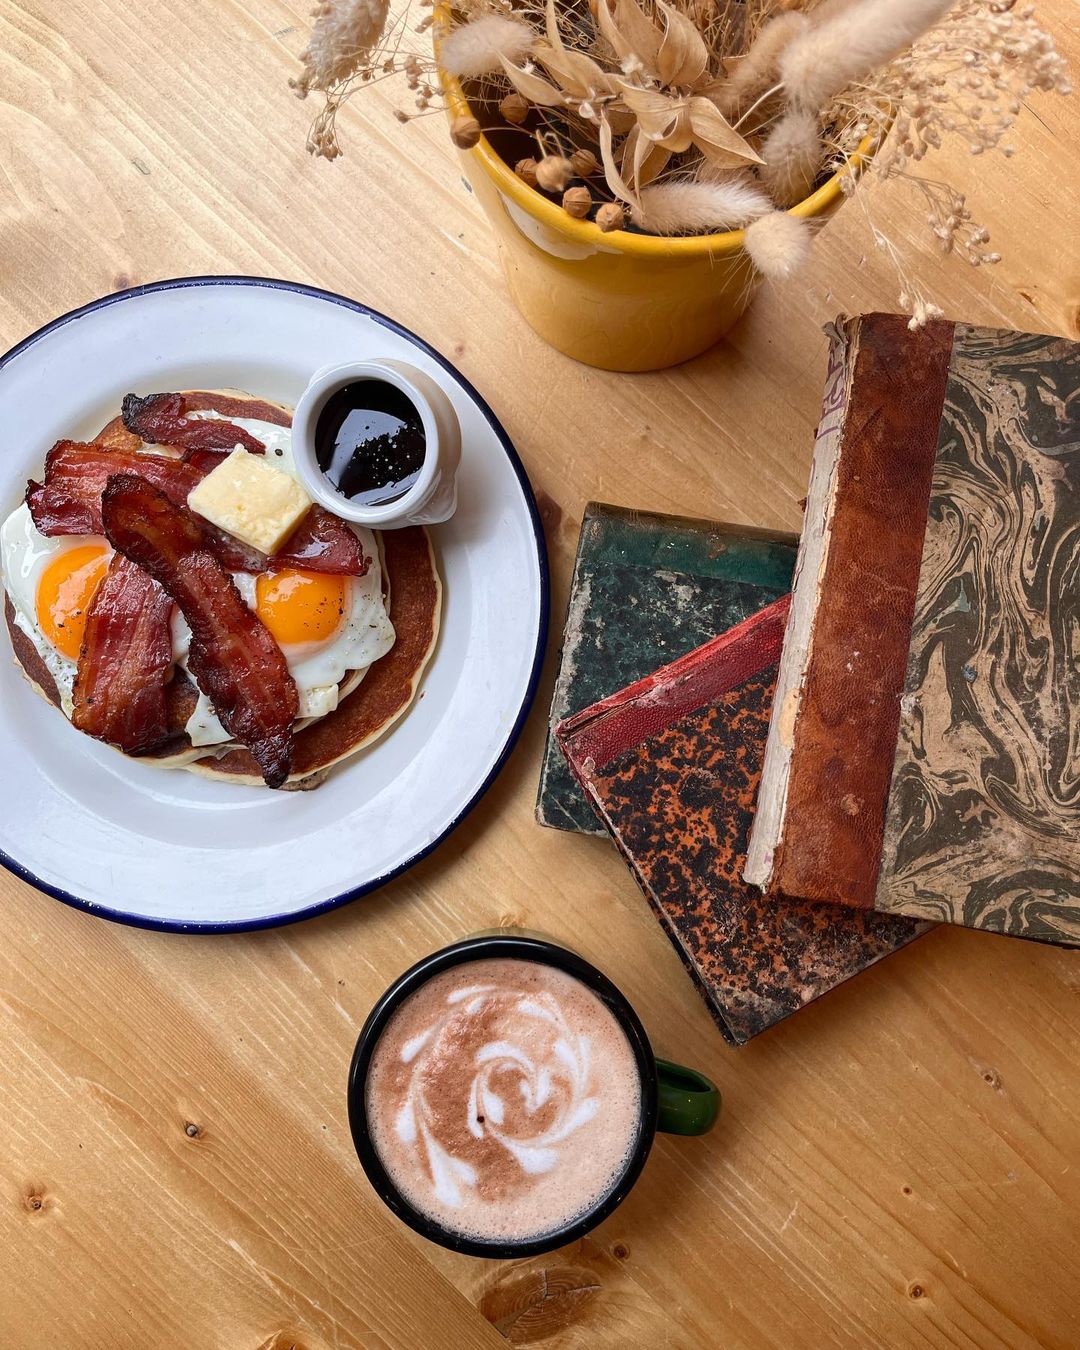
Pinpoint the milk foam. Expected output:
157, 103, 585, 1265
365, 958, 642, 1244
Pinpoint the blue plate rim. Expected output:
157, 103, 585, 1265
0, 275, 551, 934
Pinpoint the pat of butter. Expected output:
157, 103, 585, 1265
187, 448, 312, 555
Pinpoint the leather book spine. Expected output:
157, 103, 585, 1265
749, 313, 956, 908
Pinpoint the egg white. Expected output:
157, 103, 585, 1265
1, 412, 396, 748
0, 504, 106, 717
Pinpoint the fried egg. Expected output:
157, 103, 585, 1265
1, 506, 112, 716
1, 413, 396, 747
172, 549, 394, 748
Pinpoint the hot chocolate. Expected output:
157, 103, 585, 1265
364, 957, 643, 1244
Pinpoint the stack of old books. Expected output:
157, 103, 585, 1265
538, 314, 1080, 1045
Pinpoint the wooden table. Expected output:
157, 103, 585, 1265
2, 3, 1079, 1346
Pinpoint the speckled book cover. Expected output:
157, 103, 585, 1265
537, 503, 797, 835
556, 598, 927, 1045
747, 316, 1080, 947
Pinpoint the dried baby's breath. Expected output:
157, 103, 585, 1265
825, 0, 1071, 313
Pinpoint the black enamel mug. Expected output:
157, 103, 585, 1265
347, 935, 720, 1259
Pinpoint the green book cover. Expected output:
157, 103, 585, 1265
537, 502, 797, 834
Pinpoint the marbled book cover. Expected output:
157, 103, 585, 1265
749, 315, 1080, 947
537, 502, 796, 834
557, 599, 926, 1045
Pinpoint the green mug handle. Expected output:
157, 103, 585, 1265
655, 1058, 721, 1136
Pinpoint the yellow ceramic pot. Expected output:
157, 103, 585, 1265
438, 31, 877, 371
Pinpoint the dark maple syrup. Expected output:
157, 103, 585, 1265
314, 380, 426, 508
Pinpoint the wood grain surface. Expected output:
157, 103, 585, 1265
1, 2, 1079, 1346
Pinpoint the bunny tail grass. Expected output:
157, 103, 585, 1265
713, 13, 809, 117
630, 179, 773, 234
761, 109, 822, 206
780, 0, 955, 112
806, 0, 862, 21
745, 211, 812, 280
439, 15, 535, 78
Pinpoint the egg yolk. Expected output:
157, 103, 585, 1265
36, 544, 111, 660
254, 568, 347, 647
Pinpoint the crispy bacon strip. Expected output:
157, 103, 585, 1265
71, 555, 175, 754
101, 475, 298, 787
271, 506, 370, 575
162, 505, 368, 576
122, 392, 265, 454
27, 442, 368, 576
27, 441, 204, 536
181, 448, 231, 475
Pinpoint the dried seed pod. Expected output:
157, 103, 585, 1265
500, 93, 529, 125
535, 155, 573, 194
449, 114, 481, 149
515, 157, 539, 188
562, 186, 592, 219
596, 202, 626, 232
570, 148, 600, 178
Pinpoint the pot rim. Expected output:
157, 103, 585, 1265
435, 6, 883, 259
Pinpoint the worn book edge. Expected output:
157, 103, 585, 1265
556, 596, 790, 765
558, 599, 928, 1042
579, 785, 741, 1044
556, 599, 790, 1046
749, 314, 956, 905
743, 320, 856, 888
536, 502, 609, 834
537, 502, 797, 833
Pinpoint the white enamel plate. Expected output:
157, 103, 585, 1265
0, 278, 548, 931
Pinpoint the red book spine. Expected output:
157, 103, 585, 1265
556, 596, 789, 765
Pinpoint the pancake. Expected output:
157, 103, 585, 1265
4, 389, 441, 788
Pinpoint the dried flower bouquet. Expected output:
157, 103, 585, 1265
292, 0, 1070, 322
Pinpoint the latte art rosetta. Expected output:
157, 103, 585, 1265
366, 957, 643, 1243
396, 984, 601, 1207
